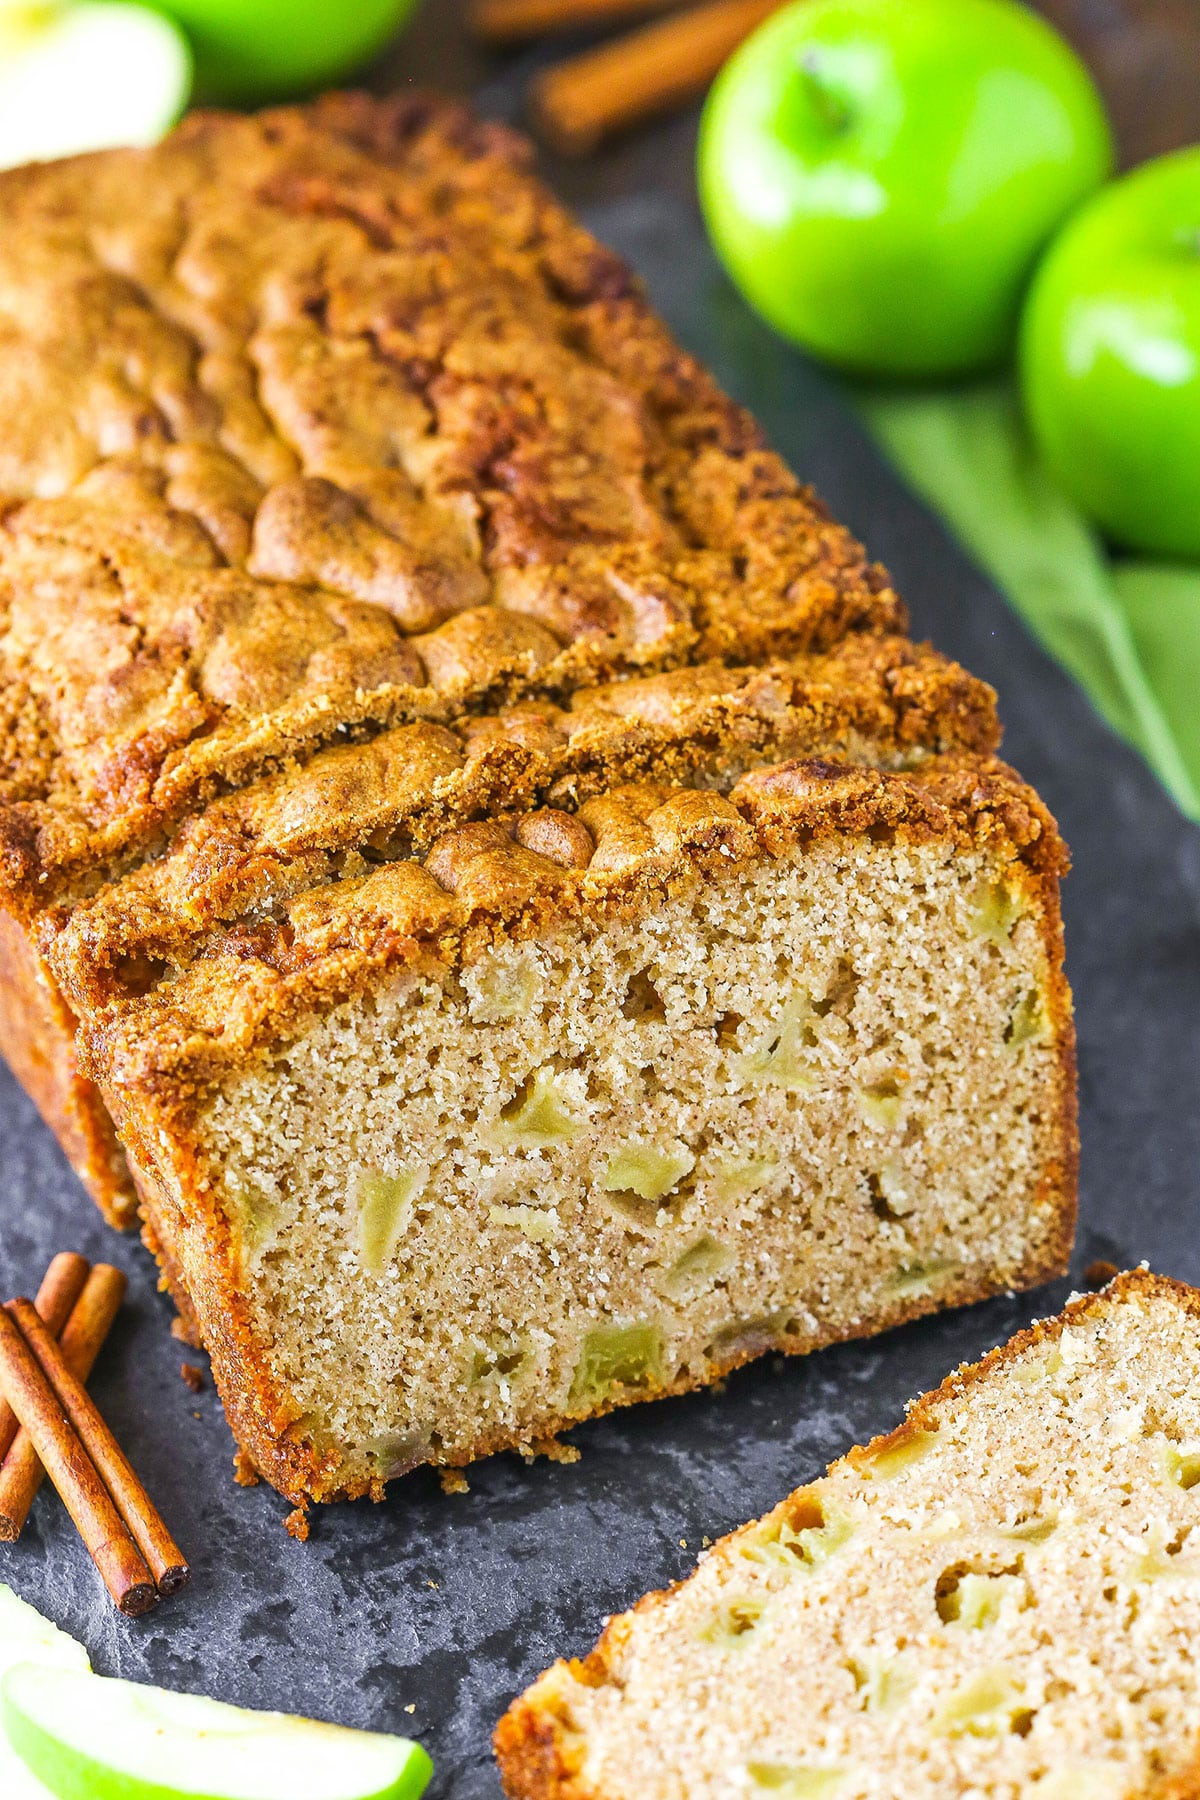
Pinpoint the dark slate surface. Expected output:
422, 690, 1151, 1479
2, 196, 1200, 1800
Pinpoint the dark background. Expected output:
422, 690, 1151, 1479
2, 5, 1199, 1796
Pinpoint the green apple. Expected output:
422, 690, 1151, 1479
1021, 145, 1200, 560
0, 2, 190, 170
3, 1662, 433, 1800
698, 0, 1114, 377
0, 1588, 90, 1800
150, 0, 420, 105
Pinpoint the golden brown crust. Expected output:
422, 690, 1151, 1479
0, 91, 904, 914
0, 908, 134, 1226
41, 634, 997, 1015
494, 1270, 1197, 1800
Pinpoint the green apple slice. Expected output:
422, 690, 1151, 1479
0, 1588, 90, 1800
2, 1662, 433, 1800
0, 1589, 90, 1683
0, 2, 191, 171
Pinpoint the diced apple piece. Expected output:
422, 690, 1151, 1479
469, 953, 543, 1023
848, 1648, 915, 1715
357, 1168, 427, 1274
363, 1430, 430, 1482
1125, 1521, 1200, 1583
1005, 985, 1049, 1049
932, 1665, 1027, 1736
712, 1153, 777, 1203
1158, 1440, 1200, 1491
2, 1662, 433, 1800
1001, 1511, 1058, 1544
885, 1257, 962, 1299
488, 1202, 559, 1244
938, 1571, 1026, 1630
742, 1495, 856, 1573
745, 1763, 848, 1795
966, 877, 1026, 944
227, 1182, 281, 1267
697, 1596, 765, 1649
851, 1426, 939, 1482
493, 1068, 583, 1151
602, 1142, 694, 1203
569, 1322, 663, 1407
1009, 1345, 1064, 1384
659, 1235, 734, 1300
733, 999, 816, 1092
856, 1077, 905, 1130
873, 1155, 913, 1216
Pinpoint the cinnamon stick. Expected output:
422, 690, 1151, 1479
0, 1262, 127, 1542
472, 0, 679, 46
0, 1252, 90, 1466
7, 1299, 188, 1597
0, 1306, 156, 1616
532, 0, 782, 154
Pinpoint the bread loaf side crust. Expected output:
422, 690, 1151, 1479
0, 908, 135, 1225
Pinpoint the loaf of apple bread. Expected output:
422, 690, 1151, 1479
497, 1270, 1200, 1800
0, 94, 1076, 1503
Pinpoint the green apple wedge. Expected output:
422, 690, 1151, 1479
0, 1587, 91, 1800
2, 1661, 434, 1800
0, 2, 190, 171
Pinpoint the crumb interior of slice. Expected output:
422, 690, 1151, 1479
199, 837, 1063, 1485
539, 1289, 1200, 1800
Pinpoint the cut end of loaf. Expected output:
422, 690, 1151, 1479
113, 758, 1075, 1503
496, 1270, 1200, 1800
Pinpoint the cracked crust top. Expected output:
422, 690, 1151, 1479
0, 91, 905, 909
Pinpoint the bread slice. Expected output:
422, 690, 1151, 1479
0, 94, 1075, 1499
74, 751, 1074, 1503
496, 1270, 1200, 1800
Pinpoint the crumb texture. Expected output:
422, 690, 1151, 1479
190, 806, 1069, 1493
496, 1274, 1200, 1800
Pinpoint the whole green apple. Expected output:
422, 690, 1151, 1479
1021, 146, 1200, 560
153, 0, 420, 104
698, 0, 1113, 378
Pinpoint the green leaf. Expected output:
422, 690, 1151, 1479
855, 380, 1200, 821
1110, 561, 1200, 804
